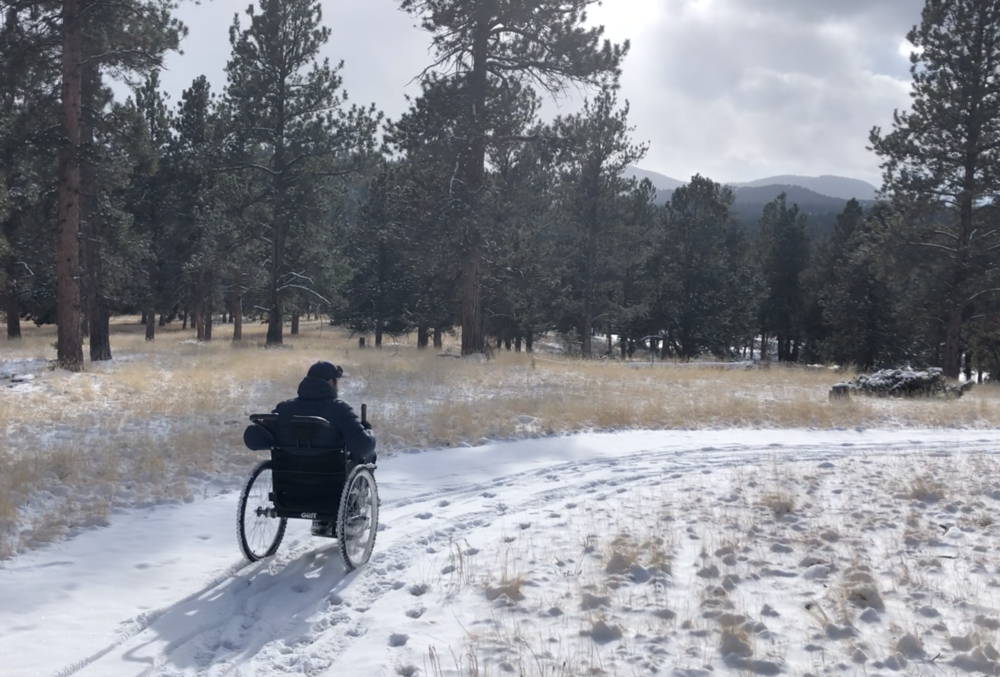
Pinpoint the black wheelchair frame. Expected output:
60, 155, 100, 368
238, 413, 379, 570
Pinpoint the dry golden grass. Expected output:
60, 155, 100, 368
3, 315, 1000, 557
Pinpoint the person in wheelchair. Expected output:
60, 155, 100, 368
273, 361, 375, 536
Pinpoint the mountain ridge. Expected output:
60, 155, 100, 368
624, 167, 879, 237
625, 166, 879, 202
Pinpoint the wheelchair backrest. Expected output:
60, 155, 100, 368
248, 413, 346, 517
249, 413, 341, 453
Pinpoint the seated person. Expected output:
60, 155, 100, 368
273, 361, 376, 465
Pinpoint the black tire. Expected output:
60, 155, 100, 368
337, 466, 379, 570
237, 460, 287, 562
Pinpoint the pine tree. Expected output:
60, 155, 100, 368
122, 70, 173, 343
223, 0, 378, 345
819, 206, 902, 369
340, 163, 412, 347
1, 5, 61, 341
757, 194, 810, 362
49, 0, 183, 367
870, 0, 1000, 378
484, 120, 565, 353
400, 0, 627, 355
654, 175, 741, 359
387, 77, 473, 347
551, 88, 646, 358
55, 0, 85, 368
800, 199, 866, 362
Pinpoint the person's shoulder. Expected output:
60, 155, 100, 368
330, 399, 355, 413
274, 398, 298, 413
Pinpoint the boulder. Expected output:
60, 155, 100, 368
836, 367, 972, 399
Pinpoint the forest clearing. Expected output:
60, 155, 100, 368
3, 318, 1000, 561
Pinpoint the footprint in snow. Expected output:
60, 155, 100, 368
408, 584, 429, 596
415, 512, 433, 520
388, 633, 409, 647
405, 607, 425, 619
437, 500, 450, 507
481, 491, 496, 498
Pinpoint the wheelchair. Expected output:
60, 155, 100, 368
239, 413, 379, 570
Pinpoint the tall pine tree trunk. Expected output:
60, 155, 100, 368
2, 12, 20, 341
81, 58, 110, 362
232, 295, 243, 341
266, 232, 285, 345
56, 0, 84, 371
943, 305, 963, 378
145, 305, 155, 341
457, 6, 491, 356
291, 311, 299, 335
460, 247, 483, 354
4, 285, 19, 339
580, 318, 593, 358
3, 239, 19, 339
944, 179, 975, 379
375, 322, 383, 348
203, 300, 212, 341
433, 327, 443, 349
417, 325, 429, 349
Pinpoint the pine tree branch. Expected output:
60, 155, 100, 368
909, 241, 959, 254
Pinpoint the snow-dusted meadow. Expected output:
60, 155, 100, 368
5, 320, 1000, 675
5, 431, 1000, 676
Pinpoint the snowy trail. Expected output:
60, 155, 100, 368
3, 429, 999, 676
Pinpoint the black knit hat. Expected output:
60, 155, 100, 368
307, 361, 344, 381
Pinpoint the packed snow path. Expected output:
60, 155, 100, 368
4, 429, 1000, 676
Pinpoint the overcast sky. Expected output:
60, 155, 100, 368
157, 0, 925, 186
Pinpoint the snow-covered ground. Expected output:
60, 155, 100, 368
5, 429, 1000, 676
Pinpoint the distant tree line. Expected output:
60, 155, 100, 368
2, 0, 999, 380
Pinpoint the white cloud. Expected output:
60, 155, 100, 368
154, 0, 924, 186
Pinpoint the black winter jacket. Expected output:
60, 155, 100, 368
273, 376, 376, 463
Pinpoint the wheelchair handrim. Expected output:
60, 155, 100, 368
343, 472, 375, 563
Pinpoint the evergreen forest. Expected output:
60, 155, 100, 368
3, 0, 1000, 380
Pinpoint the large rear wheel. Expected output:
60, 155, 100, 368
337, 466, 379, 570
237, 460, 287, 561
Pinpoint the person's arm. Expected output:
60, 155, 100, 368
328, 400, 376, 460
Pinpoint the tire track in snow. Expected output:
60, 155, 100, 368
62, 437, 999, 676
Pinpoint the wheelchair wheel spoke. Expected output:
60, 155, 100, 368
339, 469, 377, 567
238, 462, 286, 562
